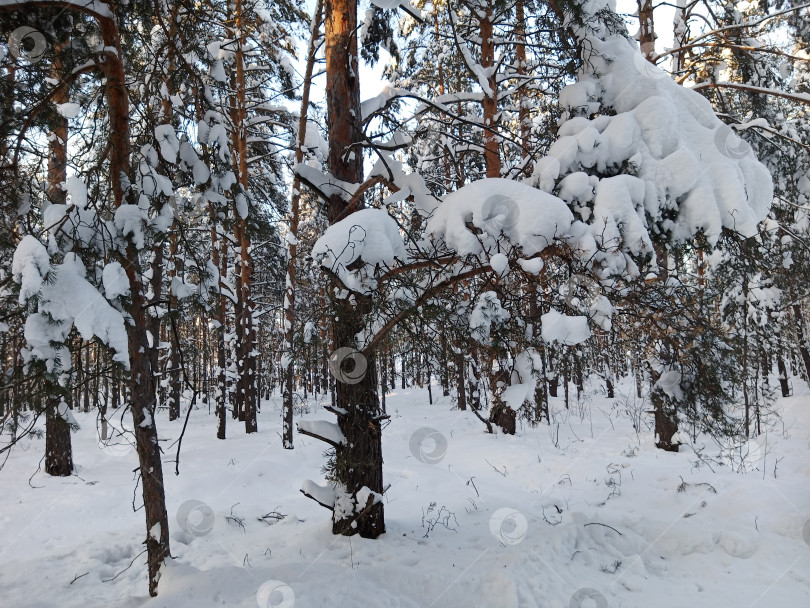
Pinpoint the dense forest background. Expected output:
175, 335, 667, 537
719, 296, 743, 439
0, 0, 809, 602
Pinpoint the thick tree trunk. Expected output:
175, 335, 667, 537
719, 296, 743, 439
652, 389, 679, 451
229, 0, 258, 434
44, 50, 74, 476
637, 0, 656, 61
322, 0, 384, 538
45, 396, 73, 476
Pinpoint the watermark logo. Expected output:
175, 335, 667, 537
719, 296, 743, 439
409, 427, 448, 464
328, 347, 367, 385
176, 499, 215, 537
744, 433, 768, 467
256, 580, 295, 608
481, 195, 520, 233
489, 507, 528, 546
631, 53, 670, 81
802, 519, 810, 547
569, 587, 608, 608
564, 273, 600, 310
8, 27, 47, 63
714, 124, 751, 159
97, 433, 135, 458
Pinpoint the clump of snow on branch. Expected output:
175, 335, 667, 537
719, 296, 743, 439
425, 178, 574, 259
12, 238, 129, 370
312, 208, 406, 293
500, 349, 543, 410
541, 309, 591, 346
469, 291, 509, 345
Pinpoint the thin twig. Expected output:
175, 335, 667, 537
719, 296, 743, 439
584, 522, 623, 536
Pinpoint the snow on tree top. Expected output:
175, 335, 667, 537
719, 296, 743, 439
533, 0, 773, 250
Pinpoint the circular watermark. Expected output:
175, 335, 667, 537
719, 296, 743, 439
481, 195, 520, 233
564, 274, 600, 309
97, 434, 135, 458
714, 124, 751, 160
570, 587, 608, 608
328, 347, 368, 385
489, 507, 528, 546
802, 519, 810, 547
631, 53, 670, 81
256, 580, 295, 608
744, 434, 768, 467
176, 499, 215, 537
8, 27, 47, 63
409, 427, 448, 464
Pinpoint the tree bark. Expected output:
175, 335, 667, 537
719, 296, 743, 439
45, 396, 73, 476
323, 0, 384, 538
229, 0, 258, 434
100, 6, 171, 595
480, 8, 501, 178
168, 229, 181, 421
792, 304, 810, 382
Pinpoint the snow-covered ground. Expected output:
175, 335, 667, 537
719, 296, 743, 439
1, 380, 809, 608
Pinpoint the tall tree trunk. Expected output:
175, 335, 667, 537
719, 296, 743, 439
168, 229, 181, 421
323, 0, 384, 538
776, 336, 790, 397
480, 8, 500, 178
792, 303, 810, 382
229, 0, 258, 434
100, 8, 170, 595
209, 193, 229, 437
515, 0, 531, 176
283, 0, 324, 450
44, 48, 74, 476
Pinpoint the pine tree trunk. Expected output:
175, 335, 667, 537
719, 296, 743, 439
324, 0, 384, 538
99, 8, 170, 595
792, 304, 810, 382
45, 396, 73, 476
776, 336, 790, 397
515, 0, 532, 176
168, 230, 181, 422
44, 48, 74, 476
212, 216, 228, 440
479, 9, 501, 178
455, 352, 467, 410
228, 0, 258, 434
